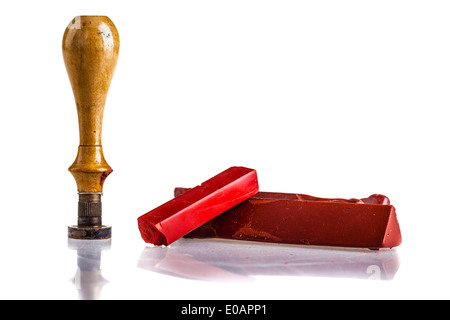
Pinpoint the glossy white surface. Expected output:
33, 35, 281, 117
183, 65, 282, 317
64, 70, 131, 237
1, 0, 450, 299
0, 229, 443, 299
1, 236, 404, 300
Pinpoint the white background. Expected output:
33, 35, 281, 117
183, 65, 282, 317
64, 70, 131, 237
0, 0, 449, 300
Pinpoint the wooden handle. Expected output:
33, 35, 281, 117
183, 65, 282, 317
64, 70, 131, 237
63, 16, 119, 193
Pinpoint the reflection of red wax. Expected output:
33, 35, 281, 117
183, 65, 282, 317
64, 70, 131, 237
138, 167, 259, 246
175, 189, 401, 249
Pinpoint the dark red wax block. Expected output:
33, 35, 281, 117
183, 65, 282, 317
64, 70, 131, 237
175, 189, 401, 249
138, 167, 259, 246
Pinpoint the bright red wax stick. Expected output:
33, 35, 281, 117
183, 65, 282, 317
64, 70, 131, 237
138, 167, 259, 246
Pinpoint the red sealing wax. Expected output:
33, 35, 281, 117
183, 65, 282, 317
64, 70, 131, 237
138, 167, 259, 246
175, 189, 401, 249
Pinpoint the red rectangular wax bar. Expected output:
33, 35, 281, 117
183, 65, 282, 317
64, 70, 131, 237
138, 167, 259, 246
175, 189, 402, 249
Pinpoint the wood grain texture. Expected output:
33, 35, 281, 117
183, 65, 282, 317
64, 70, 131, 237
63, 16, 119, 193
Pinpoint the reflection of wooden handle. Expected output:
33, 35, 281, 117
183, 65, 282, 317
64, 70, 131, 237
63, 16, 119, 193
